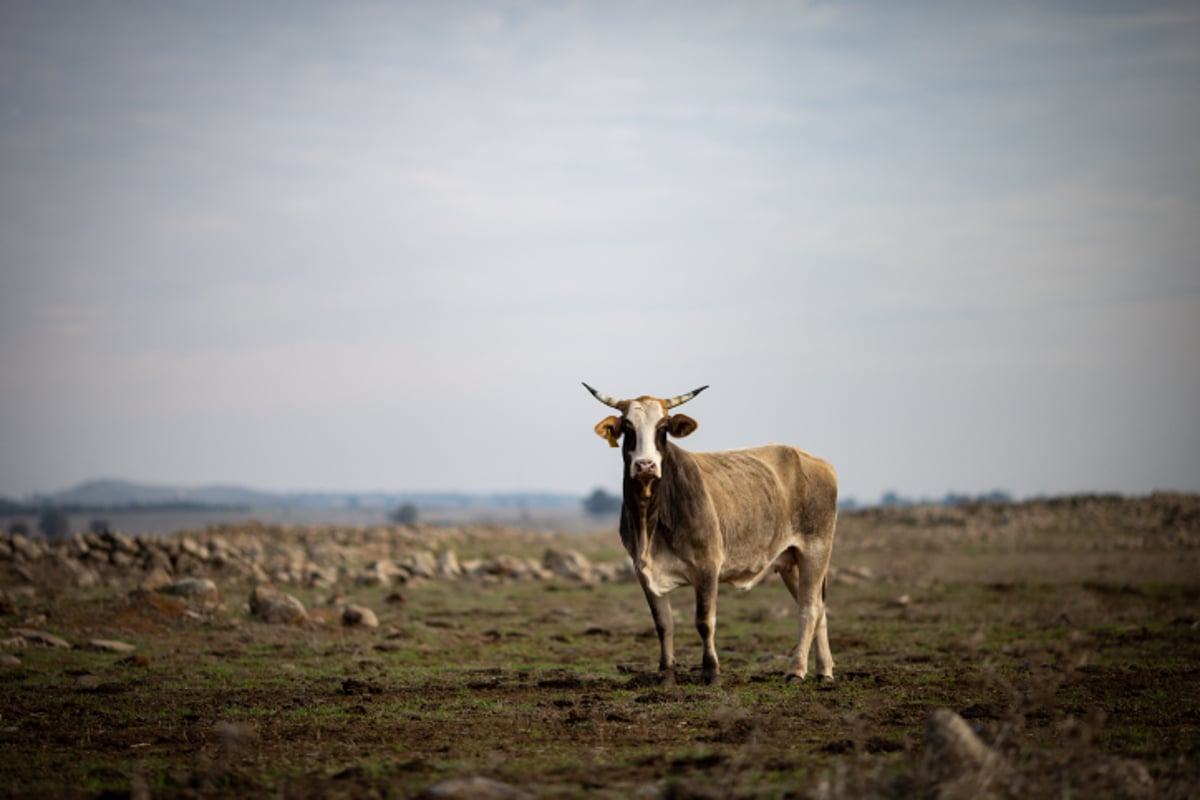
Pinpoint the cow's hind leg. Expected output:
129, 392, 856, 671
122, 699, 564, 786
778, 546, 834, 682
638, 576, 676, 684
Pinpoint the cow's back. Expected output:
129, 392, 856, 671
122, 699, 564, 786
743, 444, 838, 539
678, 444, 837, 587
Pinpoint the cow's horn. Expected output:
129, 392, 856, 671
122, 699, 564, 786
663, 385, 709, 409
582, 382, 622, 410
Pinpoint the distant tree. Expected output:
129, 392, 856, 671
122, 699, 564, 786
89, 519, 113, 535
38, 510, 70, 539
582, 488, 621, 517
7, 520, 30, 537
390, 503, 419, 526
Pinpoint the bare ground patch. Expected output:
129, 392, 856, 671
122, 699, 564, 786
2, 494, 1198, 798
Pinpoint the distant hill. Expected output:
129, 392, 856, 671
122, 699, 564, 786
10, 479, 583, 513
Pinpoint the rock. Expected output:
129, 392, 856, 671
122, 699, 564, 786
1, 636, 27, 650
85, 639, 137, 654
421, 776, 534, 800
139, 566, 174, 591
102, 530, 139, 555
1075, 756, 1155, 800
52, 553, 100, 589
74, 673, 102, 689
249, 586, 308, 625
127, 588, 189, 618
141, 546, 174, 575
342, 604, 379, 628
437, 549, 462, 578
357, 560, 407, 588
923, 708, 1007, 792
172, 551, 205, 576
459, 558, 485, 578
159, 577, 220, 603
543, 549, 594, 581
0, 653, 20, 668
9, 534, 44, 562
402, 551, 439, 580
303, 564, 338, 589
10, 628, 71, 649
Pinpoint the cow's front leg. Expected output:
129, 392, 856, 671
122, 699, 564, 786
638, 577, 676, 684
694, 574, 721, 685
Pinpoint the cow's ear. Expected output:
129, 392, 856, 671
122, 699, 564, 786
668, 414, 698, 438
594, 416, 622, 447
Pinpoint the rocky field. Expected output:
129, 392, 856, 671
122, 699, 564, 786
2, 493, 1198, 798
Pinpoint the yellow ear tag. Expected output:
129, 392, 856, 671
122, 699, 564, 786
607, 434, 619, 448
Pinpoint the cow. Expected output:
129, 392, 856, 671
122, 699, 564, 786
583, 383, 838, 685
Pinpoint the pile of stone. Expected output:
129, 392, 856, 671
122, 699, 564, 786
0, 525, 633, 595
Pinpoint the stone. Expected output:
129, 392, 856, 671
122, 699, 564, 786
356, 560, 406, 587
141, 547, 174, 575
159, 577, 220, 603
402, 551, 438, 580
139, 566, 174, 592
304, 564, 338, 589
436, 549, 462, 578
421, 776, 534, 800
342, 604, 379, 628
543, 549, 594, 582
52, 553, 100, 589
923, 708, 1007, 790
9, 534, 43, 562
249, 586, 308, 625
102, 530, 139, 555
0, 653, 20, 668
11, 628, 71, 649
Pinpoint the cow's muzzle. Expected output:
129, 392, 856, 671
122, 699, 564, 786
632, 459, 660, 479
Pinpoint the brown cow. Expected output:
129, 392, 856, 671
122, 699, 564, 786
584, 383, 838, 685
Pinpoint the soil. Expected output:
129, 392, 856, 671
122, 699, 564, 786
2, 493, 1198, 798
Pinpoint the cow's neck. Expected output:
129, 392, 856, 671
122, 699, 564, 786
622, 443, 698, 568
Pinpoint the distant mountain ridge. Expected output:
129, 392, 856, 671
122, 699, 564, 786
17, 479, 582, 511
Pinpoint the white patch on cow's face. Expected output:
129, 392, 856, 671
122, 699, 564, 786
624, 399, 667, 480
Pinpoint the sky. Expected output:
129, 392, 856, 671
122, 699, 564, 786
1, 1, 1198, 504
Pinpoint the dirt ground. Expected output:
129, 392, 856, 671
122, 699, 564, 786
2, 494, 1198, 798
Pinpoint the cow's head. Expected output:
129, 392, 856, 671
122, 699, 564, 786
583, 383, 707, 484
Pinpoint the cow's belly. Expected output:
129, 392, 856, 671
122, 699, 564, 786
719, 543, 793, 591
720, 555, 783, 591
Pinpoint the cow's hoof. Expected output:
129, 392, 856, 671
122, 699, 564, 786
784, 672, 806, 684
702, 671, 722, 686
659, 670, 677, 687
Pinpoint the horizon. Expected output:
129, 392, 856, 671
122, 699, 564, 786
3, 474, 1182, 512
2, 2, 1198, 503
